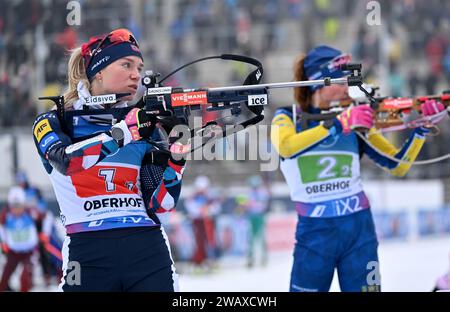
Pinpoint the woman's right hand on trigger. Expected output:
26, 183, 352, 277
337, 105, 374, 134
157, 115, 187, 135
157, 115, 191, 154
168, 125, 191, 164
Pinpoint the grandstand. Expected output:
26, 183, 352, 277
1, 0, 449, 188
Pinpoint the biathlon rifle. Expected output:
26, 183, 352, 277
39, 55, 365, 151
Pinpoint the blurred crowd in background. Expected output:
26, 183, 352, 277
0, 0, 449, 181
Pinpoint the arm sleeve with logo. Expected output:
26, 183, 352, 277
362, 128, 426, 177
32, 111, 120, 176
270, 109, 342, 158
146, 160, 186, 213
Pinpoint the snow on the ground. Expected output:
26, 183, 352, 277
2, 236, 449, 292
178, 236, 450, 292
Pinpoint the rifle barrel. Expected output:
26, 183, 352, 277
208, 77, 349, 92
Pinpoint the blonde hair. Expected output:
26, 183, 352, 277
63, 47, 91, 110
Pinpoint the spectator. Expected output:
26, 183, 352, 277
0, 187, 39, 292
184, 176, 221, 271
243, 175, 270, 268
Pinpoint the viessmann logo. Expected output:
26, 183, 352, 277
171, 91, 208, 106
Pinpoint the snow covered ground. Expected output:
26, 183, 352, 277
178, 236, 450, 292
2, 235, 449, 292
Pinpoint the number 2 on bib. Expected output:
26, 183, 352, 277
298, 154, 353, 183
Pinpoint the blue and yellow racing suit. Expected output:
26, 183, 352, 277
271, 106, 426, 292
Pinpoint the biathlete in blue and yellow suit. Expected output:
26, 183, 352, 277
270, 45, 446, 292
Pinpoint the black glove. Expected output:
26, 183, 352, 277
141, 115, 191, 166
142, 150, 171, 167
135, 109, 158, 139
143, 148, 186, 167
157, 115, 188, 135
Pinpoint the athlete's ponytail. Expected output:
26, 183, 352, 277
293, 53, 313, 111
63, 47, 91, 110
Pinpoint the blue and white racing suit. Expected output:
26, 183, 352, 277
32, 108, 185, 291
